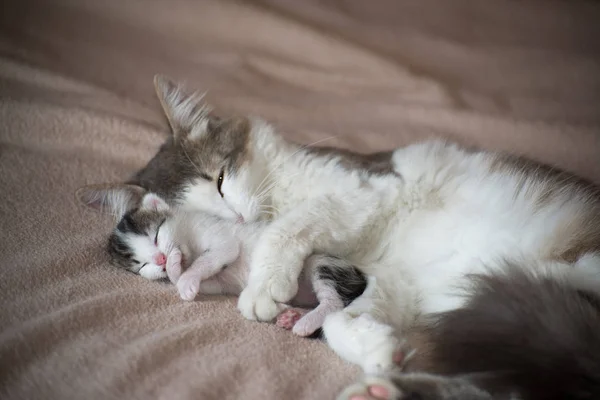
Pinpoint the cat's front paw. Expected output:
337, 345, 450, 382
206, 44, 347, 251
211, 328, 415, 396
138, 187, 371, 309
237, 285, 283, 322
266, 272, 299, 303
177, 274, 200, 301
237, 268, 299, 321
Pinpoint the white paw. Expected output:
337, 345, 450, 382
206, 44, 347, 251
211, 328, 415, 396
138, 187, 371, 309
237, 268, 299, 321
337, 376, 400, 400
362, 342, 404, 376
166, 249, 183, 284
266, 273, 298, 303
249, 246, 302, 303
292, 311, 324, 337
237, 286, 283, 321
177, 275, 200, 301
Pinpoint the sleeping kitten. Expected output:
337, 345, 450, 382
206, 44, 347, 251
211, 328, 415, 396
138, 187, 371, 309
92, 187, 368, 338
78, 76, 600, 398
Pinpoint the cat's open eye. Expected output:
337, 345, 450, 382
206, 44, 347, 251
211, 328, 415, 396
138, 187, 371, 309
217, 168, 225, 197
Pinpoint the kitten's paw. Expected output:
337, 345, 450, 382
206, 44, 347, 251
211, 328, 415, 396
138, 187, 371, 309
166, 249, 183, 284
337, 376, 401, 400
276, 308, 304, 330
177, 275, 200, 301
237, 286, 284, 322
292, 309, 325, 337
276, 308, 308, 331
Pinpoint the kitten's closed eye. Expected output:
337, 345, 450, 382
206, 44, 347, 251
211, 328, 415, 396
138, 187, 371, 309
132, 259, 148, 270
154, 219, 166, 245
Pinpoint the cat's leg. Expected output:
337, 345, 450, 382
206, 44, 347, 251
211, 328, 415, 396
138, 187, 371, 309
291, 255, 367, 337
324, 310, 403, 375
238, 195, 377, 322
323, 274, 415, 375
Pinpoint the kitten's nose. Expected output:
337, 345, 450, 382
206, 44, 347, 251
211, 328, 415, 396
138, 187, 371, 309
154, 253, 167, 267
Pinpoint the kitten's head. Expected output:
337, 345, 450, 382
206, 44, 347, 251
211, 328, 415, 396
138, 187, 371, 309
77, 184, 174, 280
129, 76, 276, 222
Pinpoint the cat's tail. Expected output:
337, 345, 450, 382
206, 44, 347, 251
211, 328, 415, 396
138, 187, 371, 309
425, 261, 600, 400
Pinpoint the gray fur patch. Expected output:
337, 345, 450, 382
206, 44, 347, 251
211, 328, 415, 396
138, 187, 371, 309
129, 116, 251, 203
107, 207, 169, 271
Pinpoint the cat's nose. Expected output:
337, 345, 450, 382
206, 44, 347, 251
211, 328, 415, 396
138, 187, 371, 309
154, 253, 167, 267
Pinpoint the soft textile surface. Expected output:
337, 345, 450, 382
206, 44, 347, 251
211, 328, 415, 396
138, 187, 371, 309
1, 1, 599, 399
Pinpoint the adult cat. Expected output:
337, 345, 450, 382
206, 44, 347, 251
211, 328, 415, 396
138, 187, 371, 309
79, 76, 600, 398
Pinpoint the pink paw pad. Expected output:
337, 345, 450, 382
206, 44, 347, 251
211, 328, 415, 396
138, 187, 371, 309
276, 308, 307, 330
368, 385, 390, 399
348, 385, 391, 400
393, 349, 404, 365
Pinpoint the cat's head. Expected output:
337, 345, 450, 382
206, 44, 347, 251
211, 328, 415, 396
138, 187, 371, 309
77, 184, 174, 280
128, 76, 279, 222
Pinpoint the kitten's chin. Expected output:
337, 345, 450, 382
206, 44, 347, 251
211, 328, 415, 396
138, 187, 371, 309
139, 264, 168, 280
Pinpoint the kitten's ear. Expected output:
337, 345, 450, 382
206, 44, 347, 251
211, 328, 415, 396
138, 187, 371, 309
141, 193, 170, 212
153, 74, 211, 140
76, 184, 145, 220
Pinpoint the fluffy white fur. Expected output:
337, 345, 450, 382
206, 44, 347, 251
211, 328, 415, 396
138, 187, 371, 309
80, 78, 600, 393
99, 191, 363, 337
168, 114, 600, 374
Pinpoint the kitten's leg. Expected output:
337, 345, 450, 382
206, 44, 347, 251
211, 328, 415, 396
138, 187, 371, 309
166, 247, 183, 284
238, 195, 377, 322
197, 277, 226, 295
177, 239, 241, 301
292, 255, 367, 337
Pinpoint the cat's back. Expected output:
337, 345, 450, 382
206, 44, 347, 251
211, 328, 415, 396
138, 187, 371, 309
391, 139, 600, 264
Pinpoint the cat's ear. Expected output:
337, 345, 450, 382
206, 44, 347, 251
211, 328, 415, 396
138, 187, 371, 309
141, 193, 170, 212
76, 184, 145, 220
153, 74, 212, 140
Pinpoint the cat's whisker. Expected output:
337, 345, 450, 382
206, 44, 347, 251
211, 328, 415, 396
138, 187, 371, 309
259, 204, 281, 215
258, 209, 278, 218
254, 134, 339, 194
181, 145, 206, 176
253, 135, 339, 197
254, 169, 306, 201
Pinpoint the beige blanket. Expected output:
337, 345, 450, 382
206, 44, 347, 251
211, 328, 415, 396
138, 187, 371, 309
1, 1, 599, 399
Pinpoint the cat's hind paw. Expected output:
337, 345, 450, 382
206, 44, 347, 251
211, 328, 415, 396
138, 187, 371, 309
337, 376, 401, 400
